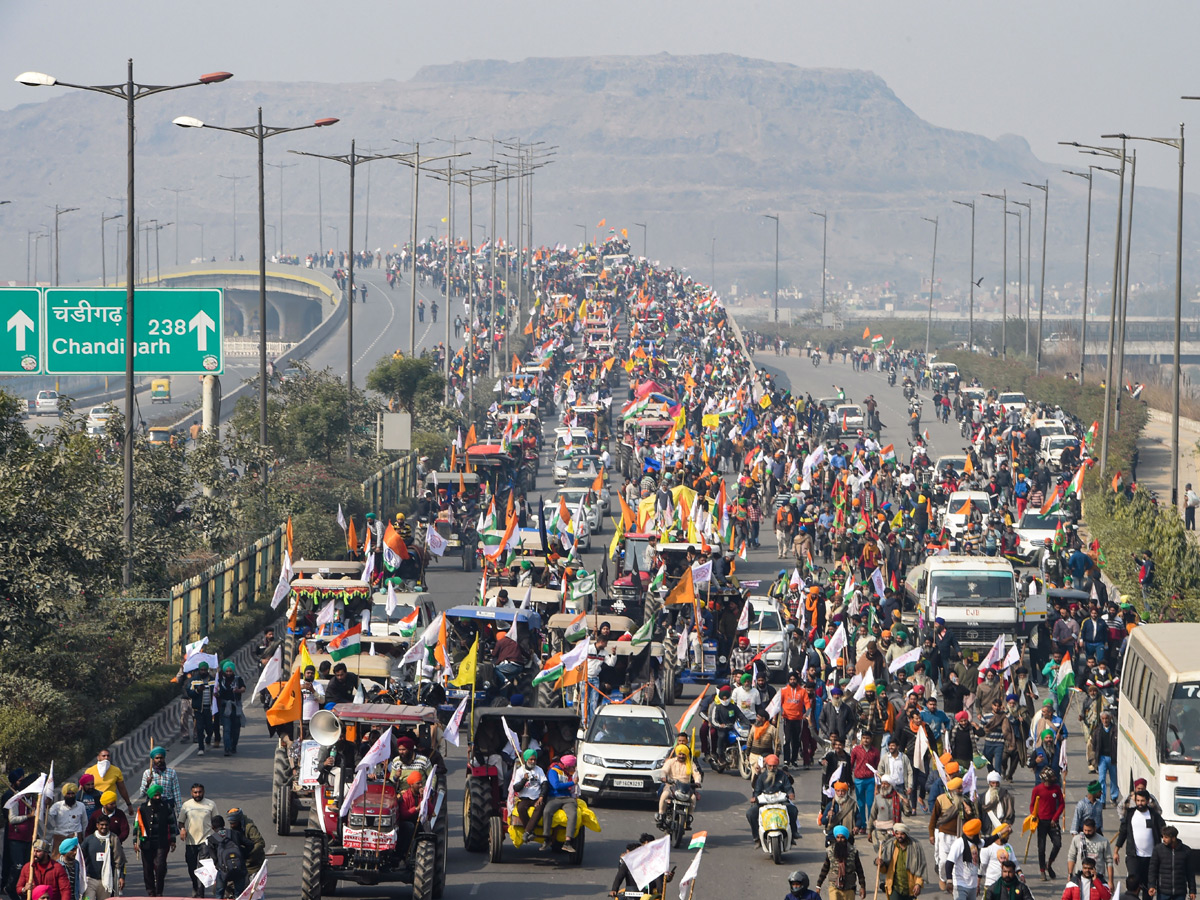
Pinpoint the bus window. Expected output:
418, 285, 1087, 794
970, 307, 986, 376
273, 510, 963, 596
1166, 682, 1200, 762
1122, 655, 1142, 704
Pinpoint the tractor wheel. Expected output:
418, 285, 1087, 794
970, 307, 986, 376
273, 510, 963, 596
412, 839, 435, 900
433, 805, 449, 898
282, 634, 297, 673
301, 834, 326, 900
488, 814, 504, 864
567, 825, 586, 866
461, 552, 471, 572
534, 680, 556, 709
663, 662, 677, 706
462, 775, 491, 852
273, 746, 292, 836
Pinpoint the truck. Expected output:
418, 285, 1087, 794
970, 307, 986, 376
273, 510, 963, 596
902, 555, 1046, 652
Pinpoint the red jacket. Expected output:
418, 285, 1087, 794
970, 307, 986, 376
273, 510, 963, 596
1061, 879, 1112, 900
397, 788, 421, 823
16, 859, 72, 900
1030, 783, 1065, 821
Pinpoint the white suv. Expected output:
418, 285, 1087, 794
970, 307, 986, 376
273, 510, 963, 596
34, 390, 60, 415
577, 704, 675, 803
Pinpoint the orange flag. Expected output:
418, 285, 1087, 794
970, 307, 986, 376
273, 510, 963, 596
618, 494, 635, 531
286, 516, 294, 559
963, 455, 974, 475
486, 515, 517, 561
265, 665, 302, 726
465, 424, 477, 448
383, 521, 410, 560
664, 567, 696, 606
863, 326, 871, 340
621, 228, 628, 239
524, 319, 534, 335
449, 444, 457, 471
1112, 471, 1122, 493
347, 517, 358, 554
597, 218, 606, 228
591, 472, 605, 493
506, 491, 515, 520
558, 495, 572, 526
957, 498, 972, 517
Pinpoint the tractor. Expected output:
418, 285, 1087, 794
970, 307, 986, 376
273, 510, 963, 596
300, 703, 448, 900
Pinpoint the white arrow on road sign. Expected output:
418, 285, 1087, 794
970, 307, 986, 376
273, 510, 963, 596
7, 309, 34, 352
189, 310, 216, 352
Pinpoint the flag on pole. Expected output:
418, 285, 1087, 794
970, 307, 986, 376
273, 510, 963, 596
328, 624, 363, 661
449, 635, 480, 688
675, 685, 710, 733
678, 847, 703, 900
444, 695, 470, 747
426, 524, 447, 557
888, 646, 921, 674
253, 647, 282, 696
386, 582, 398, 617
736, 598, 751, 632
316, 600, 337, 627
624, 835, 671, 891
1054, 653, 1075, 704
337, 504, 347, 533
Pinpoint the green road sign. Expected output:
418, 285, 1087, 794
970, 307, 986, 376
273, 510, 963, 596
0, 288, 42, 374
44, 287, 223, 376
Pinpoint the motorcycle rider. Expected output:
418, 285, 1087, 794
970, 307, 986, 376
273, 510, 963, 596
787, 870, 821, 900
703, 685, 741, 765
656, 745, 701, 831
747, 755, 800, 843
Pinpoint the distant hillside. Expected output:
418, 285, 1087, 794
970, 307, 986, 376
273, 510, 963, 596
0, 53, 1191, 308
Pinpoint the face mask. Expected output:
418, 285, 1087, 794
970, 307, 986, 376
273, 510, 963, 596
96, 761, 111, 778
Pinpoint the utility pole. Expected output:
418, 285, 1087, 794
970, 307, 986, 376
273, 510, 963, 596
811, 210, 827, 323
922, 216, 939, 355
265, 161, 297, 256
161, 186, 193, 266
763, 214, 779, 324
953, 200, 975, 350
982, 191, 1008, 357
1023, 181, 1049, 373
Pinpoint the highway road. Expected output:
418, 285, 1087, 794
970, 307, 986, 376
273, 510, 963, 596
123, 345, 1097, 900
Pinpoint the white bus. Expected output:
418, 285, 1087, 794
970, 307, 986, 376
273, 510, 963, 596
1117, 624, 1200, 847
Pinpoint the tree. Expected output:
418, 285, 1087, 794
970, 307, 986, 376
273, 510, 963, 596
366, 356, 445, 415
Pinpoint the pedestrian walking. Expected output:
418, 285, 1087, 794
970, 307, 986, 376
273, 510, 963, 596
216, 661, 245, 756
80, 816, 125, 900
1186, 484, 1199, 531
178, 783, 216, 898
134, 784, 176, 897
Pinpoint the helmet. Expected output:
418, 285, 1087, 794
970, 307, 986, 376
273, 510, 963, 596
789, 872, 809, 890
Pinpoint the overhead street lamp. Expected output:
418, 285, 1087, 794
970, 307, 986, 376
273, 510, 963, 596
265, 161, 297, 255
216, 173, 251, 261
634, 222, 647, 259
921, 216, 938, 355
192, 222, 205, 260
174, 110, 338, 457
100, 212, 122, 287
16, 60, 232, 587
952, 200, 976, 350
1022, 181, 1050, 373
576, 224, 587, 247
290, 141, 414, 457
161, 187, 193, 266
1061, 140, 1127, 475
1107, 124, 1185, 507
811, 211, 827, 322
763, 214, 779, 324
51, 204, 79, 286
1009, 201, 1029, 357
982, 191, 1008, 357
1063, 165, 1119, 383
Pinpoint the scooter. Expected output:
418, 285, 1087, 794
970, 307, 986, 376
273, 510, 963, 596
755, 790, 795, 864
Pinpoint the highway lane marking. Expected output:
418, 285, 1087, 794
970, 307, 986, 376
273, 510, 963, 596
470, 883, 480, 895
355, 277, 398, 370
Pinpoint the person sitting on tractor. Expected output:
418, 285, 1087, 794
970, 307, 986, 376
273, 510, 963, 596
397, 772, 423, 852
511, 749, 548, 843
539, 755, 580, 854
388, 735, 431, 784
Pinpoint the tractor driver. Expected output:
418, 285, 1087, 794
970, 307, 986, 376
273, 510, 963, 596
388, 735, 431, 784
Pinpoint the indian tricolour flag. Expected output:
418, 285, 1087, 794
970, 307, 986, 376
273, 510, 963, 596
563, 611, 588, 643
649, 564, 666, 592
397, 608, 420, 638
675, 685, 710, 733
328, 623, 363, 661
881, 444, 896, 466
1065, 465, 1085, 499
532, 653, 565, 686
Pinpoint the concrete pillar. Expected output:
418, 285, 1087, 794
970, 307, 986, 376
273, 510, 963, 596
202, 374, 221, 438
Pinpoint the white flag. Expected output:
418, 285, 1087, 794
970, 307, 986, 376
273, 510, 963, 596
183, 636, 209, 659
519, 586, 533, 610
281, 550, 293, 583
386, 582, 398, 617
4, 766, 55, 814
1000, 645, 1021, 671
914, 724, 931, 765
736, 598, 751, 632
888, 646, 921, 674
871, 567, 887, 598
691, 560, 713, 586
676, 627, 689, 665
363, 551, 376, 585
765, 689, 783, 720
500, 715, 523, 761
339, 765, 369, 817
418, 765, 437, 824
961, 761, 977, 799
337, 504, 347, 533
317, 600, 337, 627
824, 623, 847, 664
560, 636, 591, 676
270, 569, 291, 609
980, 634, 1005, 673
823, 762, 843, 798
235, 859, 268, 900
400, 613, 444, 666
624, 834, 671, 891
252, 647, 282, 695
854, 667, 875, 701
357, 726, 393, 773
444, 695, 470, 747
678, 847, 703, 900
426, 524, 447, 557
183, 652, 220, 674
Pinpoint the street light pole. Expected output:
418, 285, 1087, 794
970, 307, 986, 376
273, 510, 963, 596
634, 222, 647, 259
982, 191, 1008, 357
52, 204, 79, 286
174, 110, 338, 457
953, 200, 975, 350
265, 161, 296, 256
1010, 202, 1029, 356
1107, 123, 1186, 507
289, 141, 412, 458
161, 187, 192, 266
1063, 168, 1105, 382
811, 210, 827, 322
1062, 140, 1126, 475
1023, 181, 1050, 373
763, 214, 779, 324
921, 216, 938, 355
16, 60, 232, 587
101, 212, 123, 287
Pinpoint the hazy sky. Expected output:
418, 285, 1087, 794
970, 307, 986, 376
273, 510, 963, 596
2, 0, 1198, 193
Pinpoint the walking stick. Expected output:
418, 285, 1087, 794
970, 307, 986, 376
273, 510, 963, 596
872, 850, 882, 900
1022, 797, 1039, 865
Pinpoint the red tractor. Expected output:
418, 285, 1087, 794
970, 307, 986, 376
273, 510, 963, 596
301, 704, 448, 900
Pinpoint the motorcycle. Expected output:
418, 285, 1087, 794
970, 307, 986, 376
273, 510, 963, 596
812, 353, 821, 368
663, 781, 696, 849
902, 382, 916, 400
707, 715, 751, 777
755, 790, 795, 864
888, 368, 897, 387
